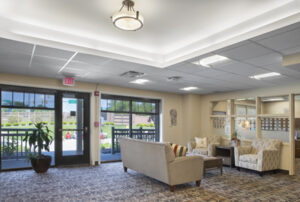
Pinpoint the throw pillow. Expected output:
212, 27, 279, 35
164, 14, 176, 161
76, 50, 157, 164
195, 137, 207, 148
170, 143, 187, 157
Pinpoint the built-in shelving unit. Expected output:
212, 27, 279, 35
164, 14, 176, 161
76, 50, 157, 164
210, 94, 297, 175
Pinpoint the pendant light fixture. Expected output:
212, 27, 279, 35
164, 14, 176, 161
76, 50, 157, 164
112, 0, 144, 31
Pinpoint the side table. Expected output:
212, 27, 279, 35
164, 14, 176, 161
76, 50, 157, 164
215, 146, 235, 168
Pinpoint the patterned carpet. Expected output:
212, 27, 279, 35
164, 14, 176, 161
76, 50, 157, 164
1, 159, 300, 202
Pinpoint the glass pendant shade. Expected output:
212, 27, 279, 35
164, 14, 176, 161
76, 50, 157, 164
112, 0, 144, 31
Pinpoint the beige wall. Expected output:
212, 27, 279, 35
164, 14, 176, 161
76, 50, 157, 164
262, 101, 289, 114
0, 73, 196, 164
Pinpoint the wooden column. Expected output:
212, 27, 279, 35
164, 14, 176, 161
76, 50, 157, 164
256, 97, 262, 139
228, 99, 235, 139
209, 102, 213, 136
289, 94, 295, 175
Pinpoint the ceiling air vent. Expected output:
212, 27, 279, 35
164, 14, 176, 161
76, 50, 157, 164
167, 76, 182, 81
120, 71, 145, 78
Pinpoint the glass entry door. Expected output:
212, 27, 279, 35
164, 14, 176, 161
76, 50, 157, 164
55, 92, 90, 165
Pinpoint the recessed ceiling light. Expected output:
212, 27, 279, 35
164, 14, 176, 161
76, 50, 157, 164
180, 86, 199, 91
129, 79, 149, 85
249, 72, 281, 80
192, 55, 229, 67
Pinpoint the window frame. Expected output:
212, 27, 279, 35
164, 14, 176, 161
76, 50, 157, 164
0, 85, 56, 110
100, 94, 160, 141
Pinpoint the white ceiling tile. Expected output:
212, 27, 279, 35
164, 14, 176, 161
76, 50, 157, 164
31, 56, 67, 71
0, 38, 33, 55
73, 53, 111, 66
279, 46, 300, 55
219, 62, 268, 76
255, 27, 300, 51
245, 53, 282, 67
218, 42, 272, 60
35, 46, 74, 60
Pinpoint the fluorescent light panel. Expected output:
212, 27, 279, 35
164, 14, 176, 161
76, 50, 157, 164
129, 79, 149, 85
249, 72, 281, 80
263, 97, 285, 102
180, 86, 199, 91
192, 55, 229, 67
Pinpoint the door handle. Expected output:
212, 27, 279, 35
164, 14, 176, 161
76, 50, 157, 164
84, 127, 88, 133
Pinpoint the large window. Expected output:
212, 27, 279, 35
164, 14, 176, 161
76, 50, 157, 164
100, 94, 160, 162
0, 87, 56, 170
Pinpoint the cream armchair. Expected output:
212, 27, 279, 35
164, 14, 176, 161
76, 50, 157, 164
234, 139, 282, 176
188, 136, 222, 157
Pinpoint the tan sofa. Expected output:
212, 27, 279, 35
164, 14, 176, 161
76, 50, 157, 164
119, 137, 204, 192
234, 139, 282, 176
188, 136, 222, 157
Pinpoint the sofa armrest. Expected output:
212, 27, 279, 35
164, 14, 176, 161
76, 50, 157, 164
234, 146, 252, 167
208, 143, 220, 157
257, 149, 280, 171
168, 156, 203, 186
187, 141, 196, 153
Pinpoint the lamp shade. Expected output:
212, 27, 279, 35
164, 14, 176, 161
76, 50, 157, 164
112, 2, 144, 31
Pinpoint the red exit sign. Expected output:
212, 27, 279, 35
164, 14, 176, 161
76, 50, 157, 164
63, 77, 75, 86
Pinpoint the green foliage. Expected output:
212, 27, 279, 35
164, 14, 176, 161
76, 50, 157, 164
43, 121, 48, 125
104, 122, 114, 125
13, 122, 19, 126
23, 122, 53, 159
63, 121, 67, 125
136, 123, 155, 128
69, 121, 73, 125
28, 122, 33, 126
1, 123, 4, 127
50, 121, 54, 125
8, 114, 18, 123
6, 123, 11, 127
101, 142, 111, 149
1, 139, 18, 155
21, 122, 27, 126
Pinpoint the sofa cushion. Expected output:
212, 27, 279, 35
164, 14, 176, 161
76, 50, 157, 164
170, 143, 187, 157
192, 148, 208, 156
239, 154, 258, 164
195, 137, 207, 148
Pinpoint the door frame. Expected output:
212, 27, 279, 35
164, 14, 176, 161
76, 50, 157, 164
55, 91, 90, 166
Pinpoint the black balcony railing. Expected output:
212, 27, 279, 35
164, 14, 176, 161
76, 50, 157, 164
111, 127, 156, 154
0, 128, 37, 159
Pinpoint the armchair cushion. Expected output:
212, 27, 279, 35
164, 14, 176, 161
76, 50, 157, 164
192, 148, 208, 156
240, 154, 258, 164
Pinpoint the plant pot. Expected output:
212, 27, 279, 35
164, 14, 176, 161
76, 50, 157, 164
231, 139, 240, 147
31, 155, 52, 173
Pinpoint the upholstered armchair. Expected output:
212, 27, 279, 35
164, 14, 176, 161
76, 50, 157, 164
234, 139, 282, 176
187, 136, 222, 157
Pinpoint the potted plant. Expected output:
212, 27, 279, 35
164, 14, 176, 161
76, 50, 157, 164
23, 122, 53, 173
231, 131, 240, 147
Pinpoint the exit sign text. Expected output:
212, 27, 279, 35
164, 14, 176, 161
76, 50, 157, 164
63, 77, 75, 86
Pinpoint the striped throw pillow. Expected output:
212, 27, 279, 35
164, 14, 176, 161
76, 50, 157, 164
170, 143, 187, 157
